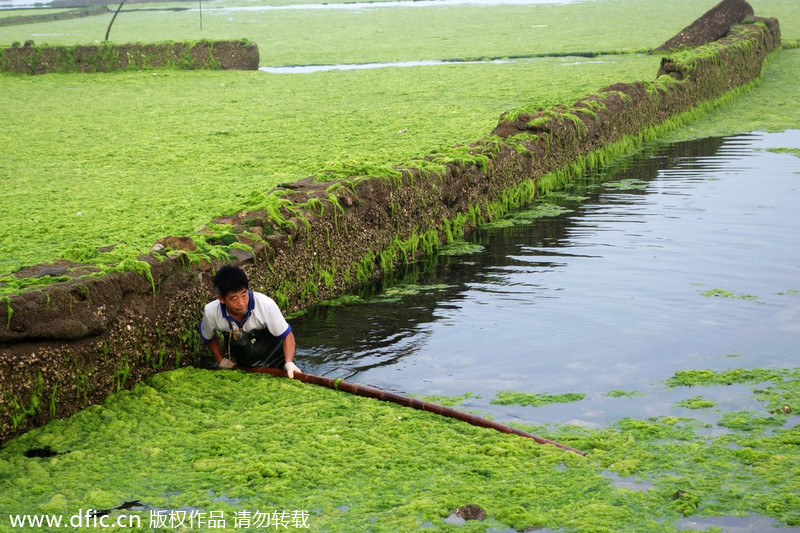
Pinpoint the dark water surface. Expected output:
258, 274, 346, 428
293, 131, 800, 428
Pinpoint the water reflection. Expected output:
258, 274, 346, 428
293, 131, 800, 425
259, 58, 512, 74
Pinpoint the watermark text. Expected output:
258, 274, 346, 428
7, 509, 310, 530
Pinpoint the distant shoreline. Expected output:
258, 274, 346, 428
0, 0, 580, 12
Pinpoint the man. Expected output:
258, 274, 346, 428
199, 264, 301, 378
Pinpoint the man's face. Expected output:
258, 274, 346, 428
219, 288, 249, 318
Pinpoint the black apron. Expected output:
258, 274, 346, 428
225, 320, 284, 368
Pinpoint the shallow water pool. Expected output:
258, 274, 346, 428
293, 130, 800, 427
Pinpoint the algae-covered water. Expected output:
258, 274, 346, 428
2, 0, 799, 529
2, 134, 799, 532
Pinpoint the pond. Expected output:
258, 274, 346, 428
292, 130, 800, 429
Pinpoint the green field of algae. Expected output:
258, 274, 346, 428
0, 365, 798, 532
0, 0, 723, 62
2, 0, 797, 283
0, 54, 656, 278
1, 0, 797, 65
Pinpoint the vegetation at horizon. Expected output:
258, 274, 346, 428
2, 0, 797, 65
1, 0, 722, 64
0, 7, 73, 19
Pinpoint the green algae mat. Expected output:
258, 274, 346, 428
0, 54, 656, 278
0, 1, 737, 63
2, 0, 798, 282
2, 0, 798, 65
1, 366, 798, 531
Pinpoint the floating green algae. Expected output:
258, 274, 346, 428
717, 410, 786, 431
490, 390, 586, 407
313, 294, 365, 307
479, 203, 573, 229
512, 204, 574, 220
543, 191, 591, 202
698, 288, 762, 303
313, 283, 452, 307
375, 284, 453, 302
2, 2, 800, 530
436, 241, 485, 257
765, 147, 800, 158
665, 368, 787, 387
603, 389, 644, 398
665, 368, 800, 415
478, 218, 516, 230
3, 366, 800, 531
418, 392, 481, 408
602, 179, 648, 190
673, 396, 717, 410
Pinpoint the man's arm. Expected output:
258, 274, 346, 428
282, 332, 301, 378
200, 304, 234, 369
207, 336, 224, 364
206, 335, 236, 369
282, 331, 296, 365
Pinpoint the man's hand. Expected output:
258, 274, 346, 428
284, 361, 301, 379
218, 358, 236, 370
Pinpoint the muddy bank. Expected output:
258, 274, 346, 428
0, 39, 259, 74
0, 7, 781, 443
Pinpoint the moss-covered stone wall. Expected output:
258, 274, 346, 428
0, 6, 110, 28
0, 39, 259, 74
0, 16, 781, 443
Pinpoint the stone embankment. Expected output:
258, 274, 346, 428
0, 39, 259, 74
0, 5, 110, 28
0, 1, 781, 443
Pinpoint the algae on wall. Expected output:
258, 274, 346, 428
0, 39, 259, 74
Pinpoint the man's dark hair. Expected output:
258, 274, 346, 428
214, 265, 249, 297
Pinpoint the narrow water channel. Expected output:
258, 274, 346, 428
292, 130, 800, 428
259, 58, 514, 74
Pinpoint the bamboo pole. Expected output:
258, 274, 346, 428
104, 0, 126, 42
244, 366, 586, 456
